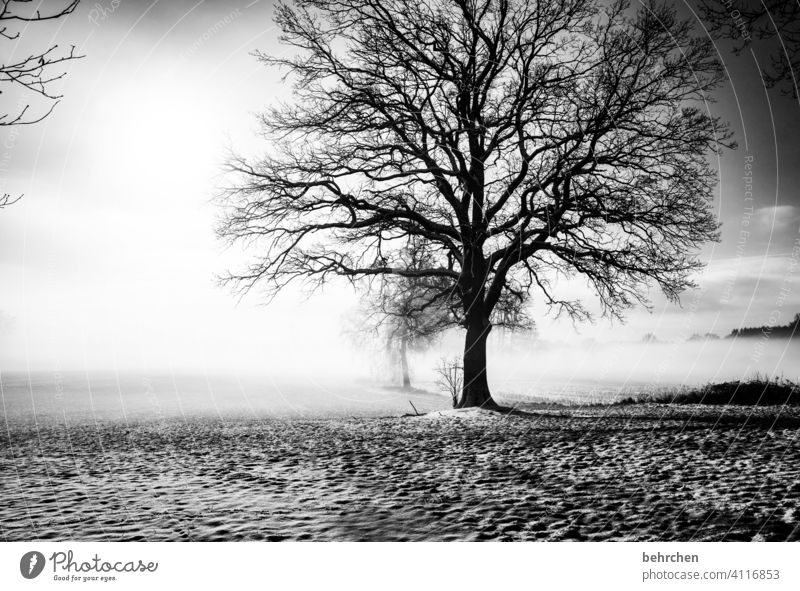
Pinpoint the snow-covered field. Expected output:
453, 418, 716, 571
2, 377, 798, 541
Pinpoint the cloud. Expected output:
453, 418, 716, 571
675, 253, 800, 330
752, 205, 800, 234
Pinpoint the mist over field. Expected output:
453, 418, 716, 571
2, 332, 796, 425
409, 332, 800, 401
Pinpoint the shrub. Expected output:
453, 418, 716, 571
435, 357, 463, 408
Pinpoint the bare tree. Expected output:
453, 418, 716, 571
219, 0, 732, 408
359, 239, 456, 389
0, 193, 19, 208
697, 0, 800, 97
1, 0, 81, 125
1, 0, 82, 209
435, 357, 463, 407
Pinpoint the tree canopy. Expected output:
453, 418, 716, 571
0, 0, 81, 126
1, 0, 82, 209
219, 0, 732, 407
697, 0, 800, 97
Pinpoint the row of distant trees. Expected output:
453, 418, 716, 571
643, 313, 800, 343
726, 313, 800, 339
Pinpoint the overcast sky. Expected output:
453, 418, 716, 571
0, 0, 798, 374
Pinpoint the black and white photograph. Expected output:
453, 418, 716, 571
0, 0, 799, 585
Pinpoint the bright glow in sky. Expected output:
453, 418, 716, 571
0, 0, 798, 376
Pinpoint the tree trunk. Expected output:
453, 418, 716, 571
399, 335, 411, 389
457, 315, 498, 408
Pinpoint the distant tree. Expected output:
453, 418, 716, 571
219, 0, 732, 408
0, 309, 13, 333
642, 333, 658, 344
688, 332, 720, 342
360, 237, 532, 388
697, 0, 800, 97
360, 240, 456, 388
1, 0, 82, 209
